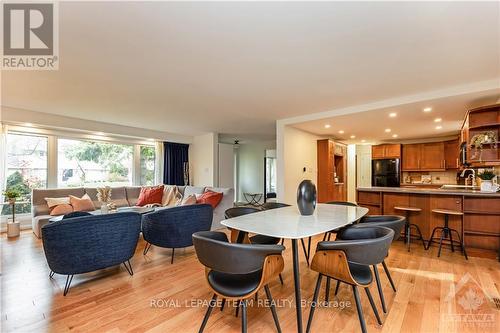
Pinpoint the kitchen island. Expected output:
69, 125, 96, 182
357, 186, 500, 258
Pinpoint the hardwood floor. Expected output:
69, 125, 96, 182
1, 231, 499, 332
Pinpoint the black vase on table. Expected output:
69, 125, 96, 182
297, 180, 317, 216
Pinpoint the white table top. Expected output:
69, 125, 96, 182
221, 204, 369, 239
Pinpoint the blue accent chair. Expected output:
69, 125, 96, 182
42, 212, 142, 295
142, 204, 213, 264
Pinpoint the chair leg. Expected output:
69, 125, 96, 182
235, 300, 240, 317
123, 260, 134, 276
278, 273, 284, 285
306, 274, 323, 333
327, 233, 332, 241
143, 242, 152, 255
412, 223, 427, 249
264, 285, 282, 333
49, 271, 55, 278
448, 228, 455, 252
437, 229, 446, 257
365, 287, 383, 325
220, 298, 226, 312
255, 291, 258, 302
382, 260, 396, 292
63, 275, 74, 296
325, 277, 331, 303
301, 238, 310, 266
199, 294, 217, 333
352, 285, 367, 333
372, 265, 387, 313
241, 300, 247, 333
334, 280, 341, 296
406, 223, 411, 252
322, 233, 328, 241
280, 238, 284, 246
451, 229, 468, 260
171, 248, 175, 264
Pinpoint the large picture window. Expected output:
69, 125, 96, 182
140, 145, 155, 185
58, 139, 133, 187
2, 133, 48, 216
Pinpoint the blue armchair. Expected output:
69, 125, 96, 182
42, 212, 141, 295
142, 204, 213, 263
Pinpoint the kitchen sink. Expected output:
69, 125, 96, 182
440, 184, 480, 190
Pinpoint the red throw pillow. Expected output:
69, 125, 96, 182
197, 190, 223, 208
136, 185, 164, 206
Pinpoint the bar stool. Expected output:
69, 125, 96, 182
427, 209, 468, 260
394, 206, 426, 252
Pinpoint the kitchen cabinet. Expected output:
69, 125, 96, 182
402, 142, 446, 171
444, 139, 460, 169
317, 139, 347, 202
372, 144, 401, 159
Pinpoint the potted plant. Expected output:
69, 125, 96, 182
470, 131, 498, 162
478, 170, 499, 192
3, 188, 22, 237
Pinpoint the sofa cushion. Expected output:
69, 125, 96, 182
162, 185, 182, 206
205, 187, 235, 230
137, 185, 164, 206
184, 186, 205, 197
32, 188, 85, 217
70, 194, 96, 212
196, 190, 223, 208
85, 187, 129, 209
50, 204, 73, 216
125, 186, 142, 206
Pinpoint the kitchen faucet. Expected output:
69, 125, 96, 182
460, 168, 476, 186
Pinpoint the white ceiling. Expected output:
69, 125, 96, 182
2, 1, 499, 140
292, 89, 500, 144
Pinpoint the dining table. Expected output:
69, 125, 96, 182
221, 203, 369, 333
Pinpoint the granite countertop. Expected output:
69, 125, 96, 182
357, 186, 500, 197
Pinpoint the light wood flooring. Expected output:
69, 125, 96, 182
1, 231, 499, 332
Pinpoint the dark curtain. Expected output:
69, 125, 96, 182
163, 142, 189, 185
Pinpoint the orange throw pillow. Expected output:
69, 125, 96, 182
196, 190, 223, 208
69, 194, 96, 212
137, 185, 164, 206
49, 204, 74, 216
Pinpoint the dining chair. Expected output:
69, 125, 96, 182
332, 215, 405, 313
192, 231, 285, 333
306, 226, 394, 333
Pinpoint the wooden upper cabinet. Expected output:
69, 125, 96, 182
371, 145, 385, 159
420, 142, 445, 170
444, 139, 460, 169
372, 144, 401, 159
402, 144, 421, 171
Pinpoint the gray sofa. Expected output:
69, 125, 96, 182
32, 185, 234, 238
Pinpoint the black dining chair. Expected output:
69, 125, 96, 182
306, 226, 394, 333
192, 231, 285, 333
332, 215, 405, 313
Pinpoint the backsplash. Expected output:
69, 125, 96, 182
402, 171, 458, 185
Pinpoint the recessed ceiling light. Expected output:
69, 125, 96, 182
350, 135, 356, 139
338, 130, 344, 134
423, 107, 432, 112
385, 128, 391, 133
392, 134, 398, 138
435, 126, 442, 130
324, 124, 331, 129
24, 122, 33, 127
361, 139, 366, 143
434, 118, 442, 122
389, 112, 397, 118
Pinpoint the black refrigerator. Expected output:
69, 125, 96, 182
372, 159, 400, 187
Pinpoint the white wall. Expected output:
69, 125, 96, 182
236, 141, 275, 202
218, 143, 234, 189
190, 133, 218, 187
278, 125, 323, 204
347, 144, 357, 202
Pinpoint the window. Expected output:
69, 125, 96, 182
58, 139, 133, 187
140, 145, 155, 185
2, 133, 48, 216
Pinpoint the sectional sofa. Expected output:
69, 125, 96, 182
32, 185, 234, 238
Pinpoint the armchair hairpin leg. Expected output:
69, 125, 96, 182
143, 242, 152, 255
63, 275, 74, 296
123, 260, 134, 276
171, 248, 175, 264
49, 271, 55, 278
306, 274, 323, 333
198, 293, 217, 333
382, 260, 397, 292
365, 287, 383, 325
372, 265, 387, 313
264, 285, 282, 333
